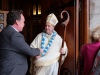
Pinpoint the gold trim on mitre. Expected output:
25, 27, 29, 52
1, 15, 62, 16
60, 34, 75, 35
46, 13, 58, 26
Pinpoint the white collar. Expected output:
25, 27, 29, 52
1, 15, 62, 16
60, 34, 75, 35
11, 26, 19, 32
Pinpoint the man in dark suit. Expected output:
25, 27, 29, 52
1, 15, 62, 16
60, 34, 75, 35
0, 10, 43, 75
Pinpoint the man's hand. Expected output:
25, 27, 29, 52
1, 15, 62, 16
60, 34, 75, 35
60, 48, 66, 54
39, 48, 43, 53
36, 55, 41, 59
36, 48, 43, 59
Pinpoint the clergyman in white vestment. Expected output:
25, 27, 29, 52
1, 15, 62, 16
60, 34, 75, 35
30, 13, 68, 75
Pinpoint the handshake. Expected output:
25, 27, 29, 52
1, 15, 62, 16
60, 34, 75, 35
36, 48, 43, 59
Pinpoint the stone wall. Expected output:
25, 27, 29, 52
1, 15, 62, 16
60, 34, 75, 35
90, 0, 100, 31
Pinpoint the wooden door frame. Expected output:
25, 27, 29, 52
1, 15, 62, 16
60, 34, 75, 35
79, 0, 90, 49
78, 0, 90, 75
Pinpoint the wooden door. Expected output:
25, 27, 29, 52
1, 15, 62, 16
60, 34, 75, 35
59, 0, 79, 75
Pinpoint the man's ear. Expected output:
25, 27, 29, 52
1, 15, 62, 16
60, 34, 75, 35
16, 20, 19, 25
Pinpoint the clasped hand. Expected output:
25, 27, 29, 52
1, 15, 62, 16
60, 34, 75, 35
36, 48, 43, 59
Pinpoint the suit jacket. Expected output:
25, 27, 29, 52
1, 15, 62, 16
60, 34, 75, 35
0, 26, 40, 75
80, 41, 100, 75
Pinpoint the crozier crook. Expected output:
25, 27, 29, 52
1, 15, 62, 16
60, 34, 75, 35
61, 10, 70, 26
58, 10, 70, 75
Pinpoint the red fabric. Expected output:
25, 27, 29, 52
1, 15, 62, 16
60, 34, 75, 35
80, 42, 100, 75
90, 50, 100, 75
